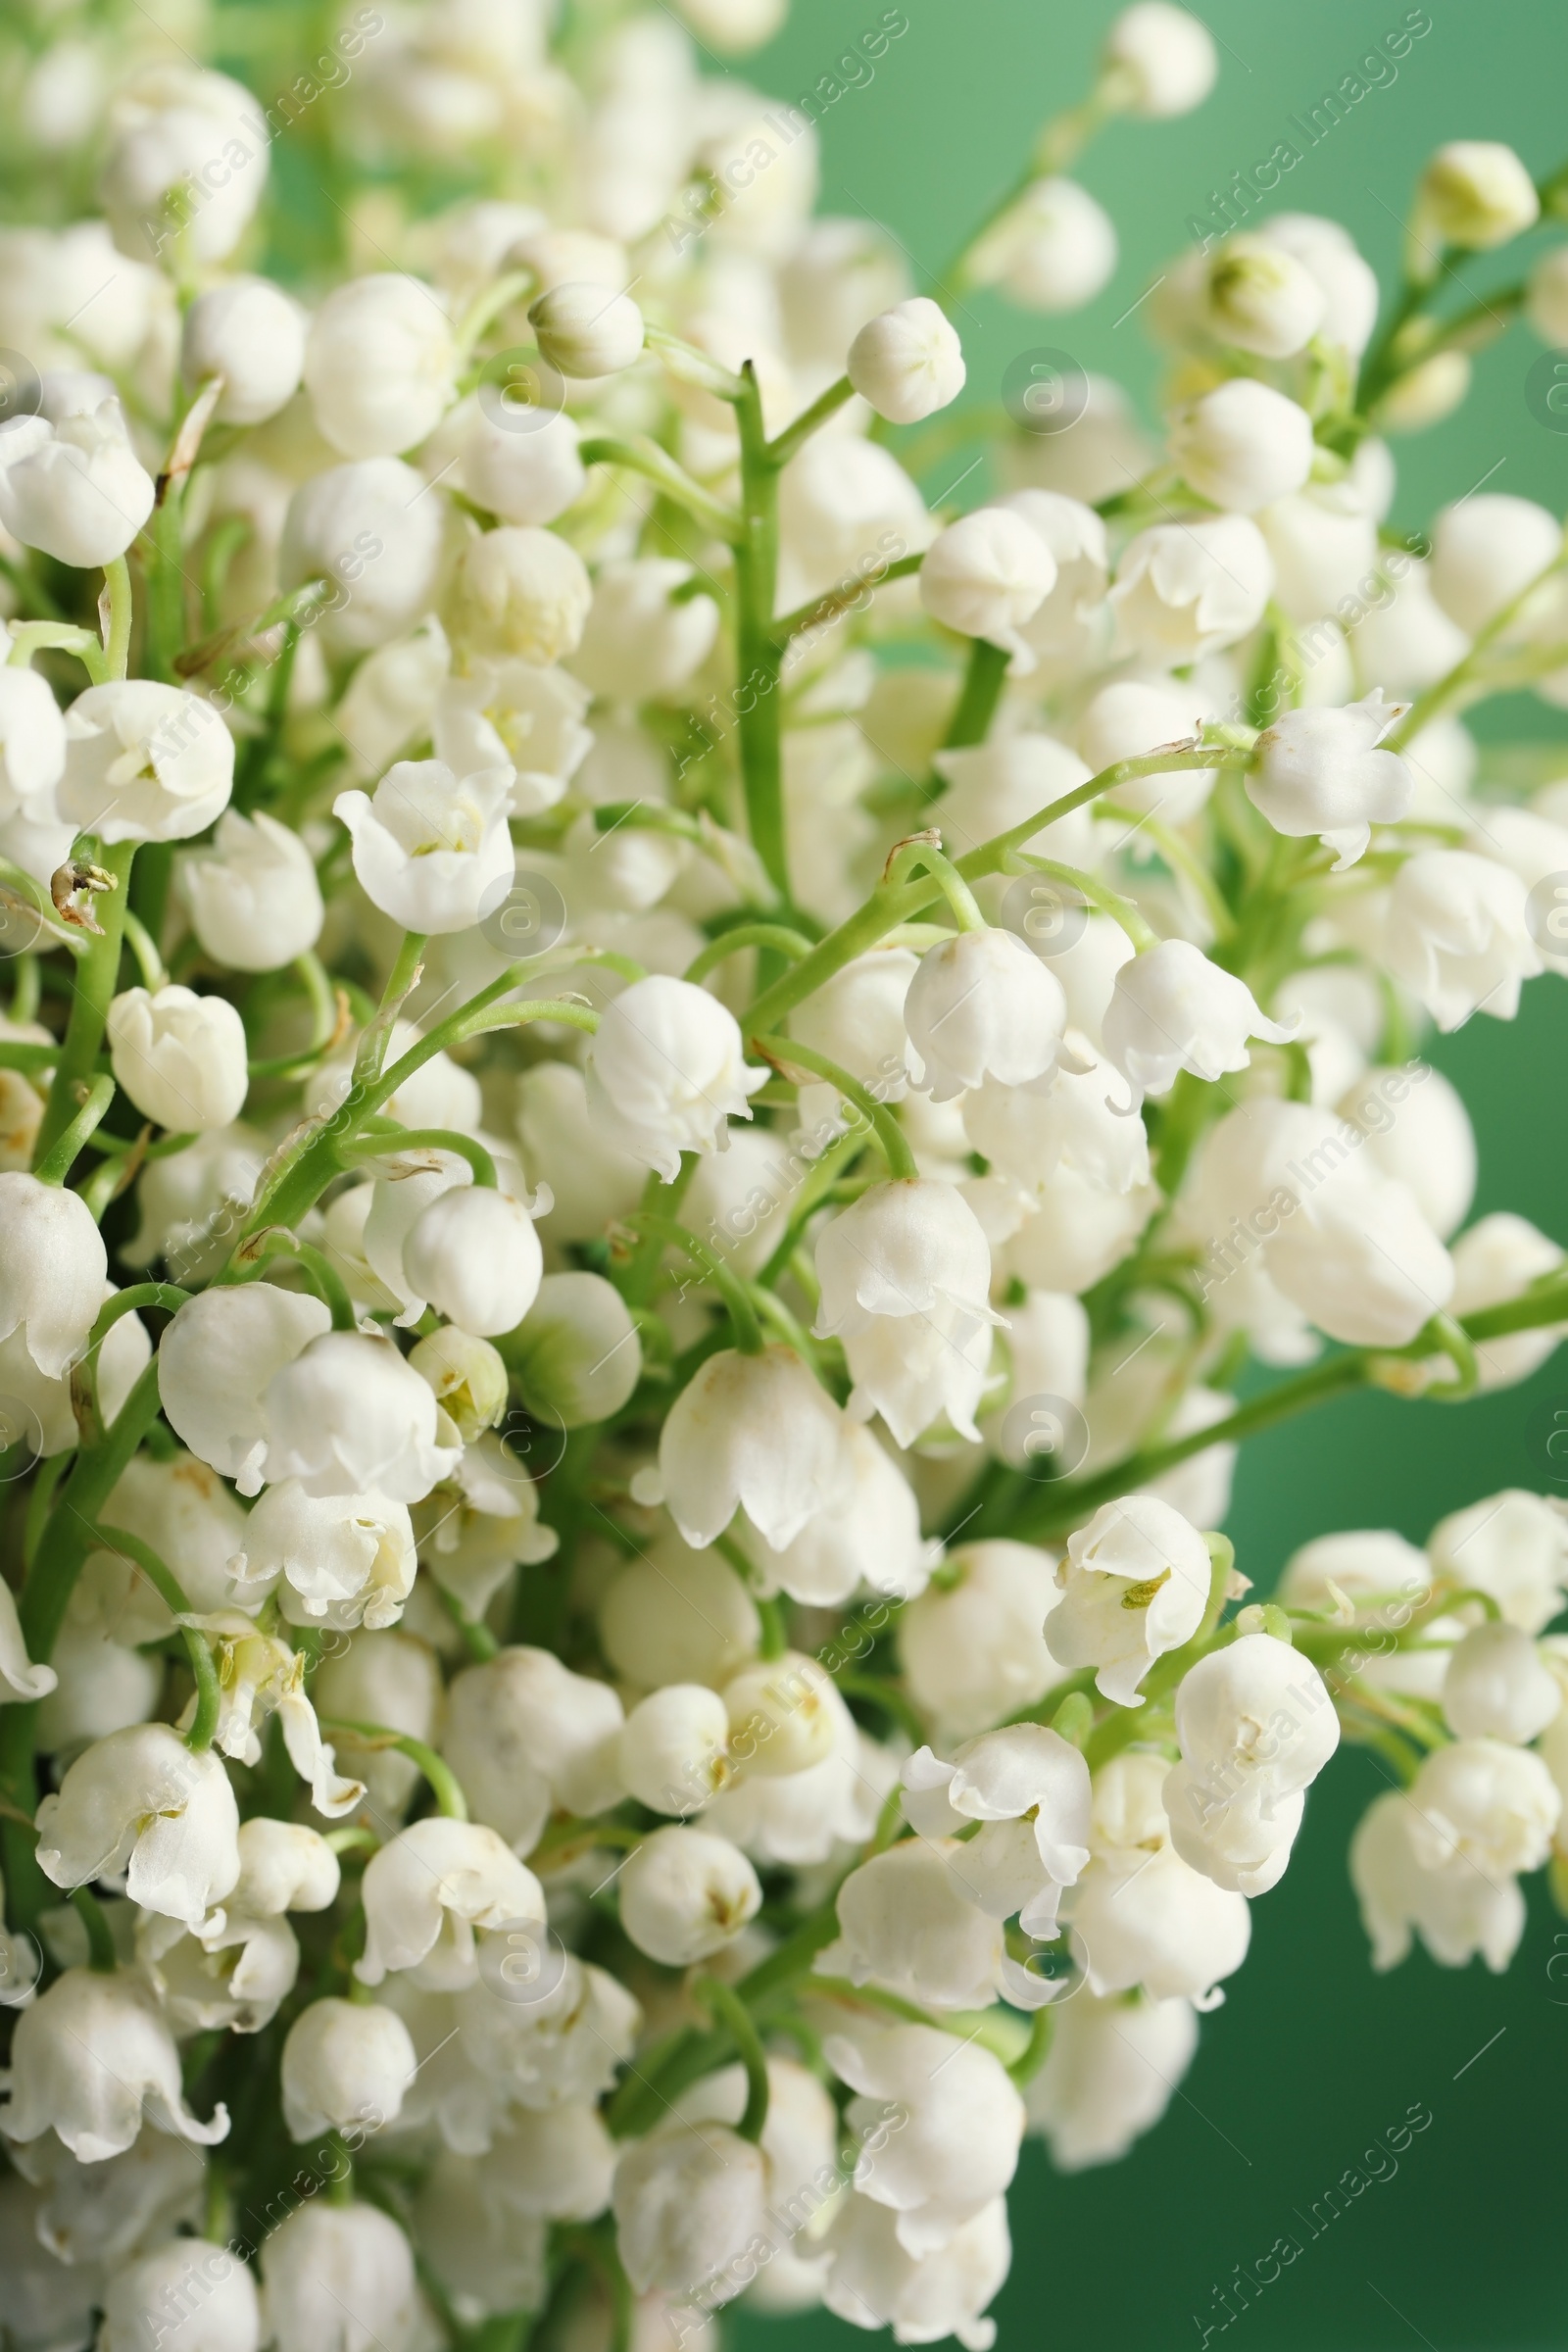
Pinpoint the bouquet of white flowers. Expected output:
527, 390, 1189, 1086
0, 2, 1566, 2346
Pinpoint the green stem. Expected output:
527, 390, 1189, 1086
765, 373, 854, 468
33, 841, 135, 1164
884, 838, 987, 932
943, 637, 1010, 751
620, 1157, 698, 1308
72, 1886, 119, 1972
318, 1722, 468, 1818
102, 557, 133, 680
772, 553, 924, 643
353, 931, 428, 1090
634, 1214, 765, 1354
1385, 550, 1568, 748
342, 1128, 499, 1187
733, 363, 789, 903
684, 923, 813, 984
82, 1523, 220, 1750
33, 1075, 115, 1187
750, 1034, 917, 1180
436, 1585, 501, 1662
694, 1975, 771, 2142
576, 435, 741, 541
1008, 852, 1157, 951
226, 1230, 358, 1330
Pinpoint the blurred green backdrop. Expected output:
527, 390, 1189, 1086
721, 3, 1568, 2348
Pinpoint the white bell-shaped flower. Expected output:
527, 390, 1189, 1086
177, 811, 324, 973
722, 1650, 839, 1780
442, 524, 593, 664
136, 1906, 301, 2037
1204, 232, 1325, 357
504, 1270, 642, 1429
1077, 674, 1212, 823
99, 2235, 260, 2352
222, 1817, 341, 1922
1429, 493, 1562, 635
752, 1417, 933, 1607
1173, 1634, 1341, 1796
403, 1183, 543, 1338
530, 281, 645, 377
262, 1331, 463, 1504
1102, 3, 1217, 116
0, 663, 68, 844
964, 175, 1118, 313
826, 1838, 1053, 2013
34, 1723, 240, 1930
899, 1541, 1066, 1742
612, 2124, 767, 2301
814, 1179, 1001, 1446
304, 274, 457, 459
822, 2188, 1010, 2352
659, 1345, 842, 1551
905, 927, 1068, 1102
1449, 1211, 1566, 1391
1263, 1172, 1454, 1349
1350, 1788, 1525, 1972
1067, 1816, 1250, 2006
334, 760, 514, 936
1169, 377, 1315, 513
1024, 1986, 1198, 2171
1427, 1490, 1568, 1633
100, 66, 269, 266
258, 2203, 417, 2352
433, 658, 592, 815
918, 508, 1055, 667
181, 276, 307, 424
570, 558, 720, 703
441, 1644, 623, 1854
107, 987, 249, 1135
157, 1285, 331, 1493
1443, 1622, 1560, 1743
618, 1826, 760, 1965
0, 1967, 230, 2161
455, 1954, 641, 2114
61, 683, 233, 845
599, 1534, 760, 1690
1249, 691, 1414, 867
455, 403, 586, 531
3, 2131, 205, 2269
1160, 1764, 1303, 1896
585, 977, 766, 1180
1102, 939, 1294, 1102
848, 298, 965, 424
0, 1171, 106, 1381
280, 1997, 417, 2143
1384, 849, 1540, 1030
828, 2023, 1024, 2255
964, 1047, 1149, 1199
229, 1482, 417, 1633
0, 402, 155, 568
1405, 1738, 1559, 1877
1047, 1496, 1212, 1707
356, 1819, 547, 1990
904, 1724, 1091, 1938
1109, 514, 1272, 660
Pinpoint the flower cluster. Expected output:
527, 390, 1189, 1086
1, 3, 1567, 2349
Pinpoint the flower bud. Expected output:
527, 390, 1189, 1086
528, 281, 645, 377
1417, 140, 1540, 251
906, 926, 1068, 1102
569, 558, 720, 702
599, 1535, 760, 1691
963, 177, 1117, 312
1102, 2, 1216, 113
262, 1331, 463, 1505
1448, 1211, 1566, 1390
618, 1825, 760, 1964
177, 810, 324, 972
848, 297, 965, 423
182, 276, 306, 424
619, 1684, 732, 1814
304, 273, 456, 459
101, 66, 268, 266
1025, 1987, 1198, 2171
1443, 1623, 1560, 1744
1429, 1490, 1568, 1634
1206, 232, 1327, 356
0, 1169, 106, 1380
660, 1345, 842, 1552
1169, 377, 1315, 513
919, 508, 1055, 664
108, 985, 249, 1134
441, 1643, 623, 1852
280, 1997, 417, 2143
442, 524, 593, 664
1406, 1738, 1558, 1876
280, 459, 446, 654
506, 1270, 642, 1428
1384, 849, 1539, 1031
1429, 491, 1563, 635
456, 401, 585, 528
403, 1184, 543, 1338
723, 1650, 838, 1779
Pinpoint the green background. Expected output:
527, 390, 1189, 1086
722, 2, 1568, 2347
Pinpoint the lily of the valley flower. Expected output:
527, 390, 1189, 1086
333, 760, 515, 935
584, 975, 766, 1179
60, 682, 234, 845
658, 1344, 843, 1551
1102, 939, 1295, 1102
1046, 1495, 1212, 1707
813, 1179, 1003, 1446
0, 1966, 230, 2160
0, 1170, 108, 1381
34, 1722, 240, 1929
1249, 691, 1414, 867
902, 1722, 1092, 1938
356, 1819, 548, 1990
904, 927, 1070, 1102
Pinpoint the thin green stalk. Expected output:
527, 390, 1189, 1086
750, 1034, 916, 1180
943, 637, 1010, 751
82, 1523, 220, 1750
72, 1886, 119, 1972
884, 838, 987, 932
33, 840, 135, 1164
772, 553, 925, 642
342, 1129, 499, 1187
33, 1075, 115, 1186
1008, 852, 1157, 951
693, 1976, 771, 2142
102, 557, 133, 679
353, 930, 428, 1089
318, 1722, 468, 1818
684, 923, 813, 984
225, 1230, 358, 1330
576, 434, 741, 541
733, 364, 789, 903
765, 372, 854, 468
633, 1213, 765, 1354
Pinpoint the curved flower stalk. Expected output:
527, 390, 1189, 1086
1, 6, 1568, 2348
